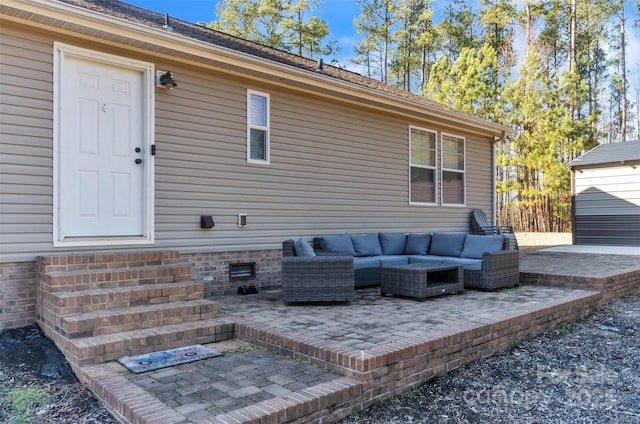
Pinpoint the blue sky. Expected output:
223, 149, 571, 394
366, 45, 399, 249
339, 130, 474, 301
125, 0, 361, 40
126, 0, 363, 68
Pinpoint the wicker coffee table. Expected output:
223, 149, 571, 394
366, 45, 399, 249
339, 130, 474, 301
380, 263, 464, 301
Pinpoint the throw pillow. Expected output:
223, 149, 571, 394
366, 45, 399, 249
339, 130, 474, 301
350, 233, 383, 257
318, 233, 356, 256
429, 232, 467, 257
294, 237, 316, 257
404, 233, 431, 255
461, 234, 505, 259
379, 232, 407, 255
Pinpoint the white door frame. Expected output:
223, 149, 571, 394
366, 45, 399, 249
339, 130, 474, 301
53, 42, 155, 247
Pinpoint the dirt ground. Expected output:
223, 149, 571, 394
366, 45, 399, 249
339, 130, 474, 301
0, 325, 117, 423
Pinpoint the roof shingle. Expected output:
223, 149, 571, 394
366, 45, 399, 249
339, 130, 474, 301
569, 141, 640, 167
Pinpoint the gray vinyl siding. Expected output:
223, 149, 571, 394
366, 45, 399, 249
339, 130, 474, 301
574, 167, 640, 216
573, 166, 640, 246
0, 26, 54, 259
0, 24, 495, 262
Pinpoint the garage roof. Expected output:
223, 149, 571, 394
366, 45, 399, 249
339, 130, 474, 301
569, 141, 640, 167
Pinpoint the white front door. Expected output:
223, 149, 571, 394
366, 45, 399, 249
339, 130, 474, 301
54, 44, 154, 246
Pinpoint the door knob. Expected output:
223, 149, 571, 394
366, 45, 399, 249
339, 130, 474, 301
135, 158, 142, 165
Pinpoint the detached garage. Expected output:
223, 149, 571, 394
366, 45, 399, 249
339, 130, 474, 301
569, 141, 640, 247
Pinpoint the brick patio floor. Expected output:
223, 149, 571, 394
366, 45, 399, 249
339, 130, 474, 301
79, 251, 640, 424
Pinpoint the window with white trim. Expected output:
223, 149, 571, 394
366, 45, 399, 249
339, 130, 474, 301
409, 126, 437, 204
247, 90, 270, 164
441, 133, 466, 205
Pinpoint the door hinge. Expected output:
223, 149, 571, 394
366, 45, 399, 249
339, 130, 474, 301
151, 144, 156, 156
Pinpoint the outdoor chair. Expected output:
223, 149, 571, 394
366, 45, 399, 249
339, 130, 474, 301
281, 239, 355, 302
470, 208, 519, 250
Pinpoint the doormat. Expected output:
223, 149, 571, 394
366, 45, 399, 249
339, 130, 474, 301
118, 345, 223, 374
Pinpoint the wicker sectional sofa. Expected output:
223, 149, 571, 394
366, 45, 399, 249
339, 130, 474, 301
281, 239, 355, 302
284, 231, 519, 291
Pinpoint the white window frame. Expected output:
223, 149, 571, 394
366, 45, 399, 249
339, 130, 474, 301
247, 89, 270, 164
440, 132, 466, 206
409, 125, 438, 205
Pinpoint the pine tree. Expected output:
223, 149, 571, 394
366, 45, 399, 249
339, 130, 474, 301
209, 0, 337, 60
209, 0, 260, 41
413, 1, 439, 94
352, 0, 397, 83
435, 0, 480, 62
424, 44, 499, 121
282, 0, 339, 58
388, 0, 425, 91
478, 0, 516, 85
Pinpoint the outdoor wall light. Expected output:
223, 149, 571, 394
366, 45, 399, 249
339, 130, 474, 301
157, 71, 178, 89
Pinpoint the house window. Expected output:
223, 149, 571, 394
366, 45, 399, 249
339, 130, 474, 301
409, 126, 437, 204
247, 90, 270, 164
441, 133, 465, 205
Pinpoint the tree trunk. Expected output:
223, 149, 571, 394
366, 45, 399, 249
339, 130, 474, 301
620, 7, 627, 142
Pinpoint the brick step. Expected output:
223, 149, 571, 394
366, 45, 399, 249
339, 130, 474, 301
37, 251, 183, 273
42, 281, 205, 317
65, 318, 235, 367
41, 263, 191, 292
59, 299, 219, 339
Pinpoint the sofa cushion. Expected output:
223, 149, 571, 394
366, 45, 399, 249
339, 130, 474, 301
353, 257, 381, 269
379, 255, 410, 266
408, 256, 482, 271
442, 257, 483, 271
351, 233, 383, 257
378, 233, 407, 255
429, 232, 467, 257
318, 233, 356, 256
404, 233, 432, 255
407, 255, 445, 266
461, 234, 505, 259
293, 237, 316, 257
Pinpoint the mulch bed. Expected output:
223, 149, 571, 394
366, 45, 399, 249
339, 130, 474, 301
1, 293, 639, 423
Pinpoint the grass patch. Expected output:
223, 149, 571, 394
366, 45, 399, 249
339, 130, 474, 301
556, 323, 573, 336
1, 386, 51, 424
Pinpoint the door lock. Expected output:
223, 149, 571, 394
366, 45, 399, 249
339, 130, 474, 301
135, 147, 141, 153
